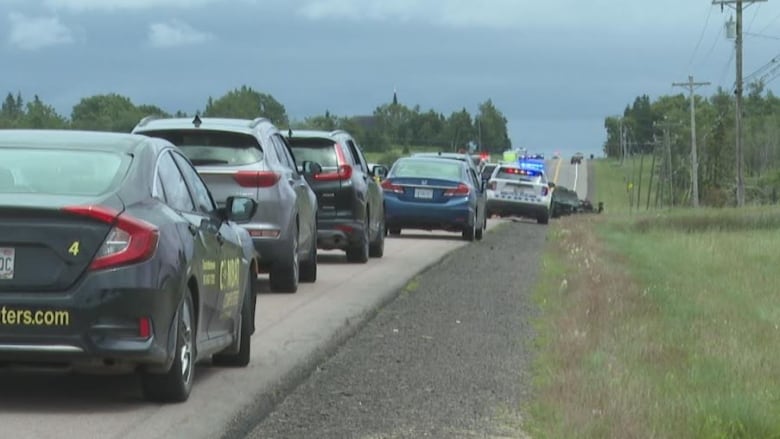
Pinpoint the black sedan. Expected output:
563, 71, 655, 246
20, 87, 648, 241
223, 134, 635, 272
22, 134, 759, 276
0, 130, 259, 402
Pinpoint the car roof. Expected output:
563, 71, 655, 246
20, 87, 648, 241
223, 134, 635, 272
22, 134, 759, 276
285, 129, 350, 139
395, 156, 468, 167
0, 129, 149, 153
134, 117, 274, 136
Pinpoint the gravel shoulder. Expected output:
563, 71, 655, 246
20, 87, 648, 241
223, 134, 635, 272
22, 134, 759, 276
244, 221, 545, 439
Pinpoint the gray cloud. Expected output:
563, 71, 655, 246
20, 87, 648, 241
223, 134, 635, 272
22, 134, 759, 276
147, 20, 214, 48
7, 12, 74, 50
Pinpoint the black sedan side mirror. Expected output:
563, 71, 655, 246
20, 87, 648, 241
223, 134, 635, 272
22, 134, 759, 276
548, 182, 556, 189
223, 196, 257, 222
302, 161, 323, 175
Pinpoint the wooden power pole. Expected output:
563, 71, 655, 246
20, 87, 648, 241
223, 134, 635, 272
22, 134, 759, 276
713, 0, 767, 206
673, 76, 710, 208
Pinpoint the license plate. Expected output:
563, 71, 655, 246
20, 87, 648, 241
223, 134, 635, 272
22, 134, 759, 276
0, 247, 14, 280
415, 188, 434, 199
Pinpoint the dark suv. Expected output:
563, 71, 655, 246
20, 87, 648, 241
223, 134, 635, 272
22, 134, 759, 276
286, 130, 386, 263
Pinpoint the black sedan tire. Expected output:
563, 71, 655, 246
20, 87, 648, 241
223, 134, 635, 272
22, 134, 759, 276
141, 289, 195, 403
212, 275, 253, 367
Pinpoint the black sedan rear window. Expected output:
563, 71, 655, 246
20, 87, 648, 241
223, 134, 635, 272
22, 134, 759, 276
143, 130, 263, 166
0, 148, 128, 196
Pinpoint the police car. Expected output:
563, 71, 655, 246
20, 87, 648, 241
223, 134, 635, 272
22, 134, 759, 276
485, 159, 553, 224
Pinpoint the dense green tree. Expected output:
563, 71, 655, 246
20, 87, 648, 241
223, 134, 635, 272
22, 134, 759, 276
23, 95, 68, 129
475, 99, 510, 152
203, 85, 288, 126
445, 109, 474, 151
71, 93, 143, 132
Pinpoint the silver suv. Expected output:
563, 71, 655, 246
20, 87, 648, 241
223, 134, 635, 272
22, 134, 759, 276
133, 116, 319, 293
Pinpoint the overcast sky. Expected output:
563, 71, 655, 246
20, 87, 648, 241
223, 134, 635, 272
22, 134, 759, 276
2, 0, 780, 156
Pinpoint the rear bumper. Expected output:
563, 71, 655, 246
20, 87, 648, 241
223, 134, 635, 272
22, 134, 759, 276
385, 197, 473, 231
487, 198, 549, 218
316, 218, 366, 251
0, 264, 179, 373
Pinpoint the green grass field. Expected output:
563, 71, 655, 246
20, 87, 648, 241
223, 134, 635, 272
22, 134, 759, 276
528, 159, 780, 438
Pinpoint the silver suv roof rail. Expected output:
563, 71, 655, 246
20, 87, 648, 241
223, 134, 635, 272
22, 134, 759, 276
137, 115, 163, 128
249, 117, 270, 129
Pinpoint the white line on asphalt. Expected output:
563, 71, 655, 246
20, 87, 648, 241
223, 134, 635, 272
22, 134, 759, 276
573, 163, 579, 192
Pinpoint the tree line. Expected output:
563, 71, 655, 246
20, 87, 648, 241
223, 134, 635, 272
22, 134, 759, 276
0, 85, 512, 156
603, 82, 780, 207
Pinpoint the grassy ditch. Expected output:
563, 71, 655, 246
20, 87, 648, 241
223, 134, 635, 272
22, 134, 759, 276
528, 159, 780, 438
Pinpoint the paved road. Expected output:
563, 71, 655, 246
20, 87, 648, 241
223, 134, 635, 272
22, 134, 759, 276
245, 220, 543, 439
549, 158, 589, 200
0, 222, 501, 439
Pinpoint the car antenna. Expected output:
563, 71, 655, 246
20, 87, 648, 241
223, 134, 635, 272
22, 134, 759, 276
193, 114, 202, 128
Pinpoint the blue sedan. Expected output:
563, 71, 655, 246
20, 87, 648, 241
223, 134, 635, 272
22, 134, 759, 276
381, 157, 487, 241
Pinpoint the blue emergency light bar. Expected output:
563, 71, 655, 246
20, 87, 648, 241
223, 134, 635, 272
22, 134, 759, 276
518, 159, 545, 172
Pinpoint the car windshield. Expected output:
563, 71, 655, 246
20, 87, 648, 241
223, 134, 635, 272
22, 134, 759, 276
0, 148, 128, 196
391, 160, 463, 181
142, 130, 263, 166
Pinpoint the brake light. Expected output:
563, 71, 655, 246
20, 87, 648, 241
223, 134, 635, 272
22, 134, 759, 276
314, 143, 353, 181
63, 205, 159, 271
444, 183, 470, 197
234, 171, 281, 188
314, 164, 353, 181
381, 179, 404, 194
138, 317, 152, 339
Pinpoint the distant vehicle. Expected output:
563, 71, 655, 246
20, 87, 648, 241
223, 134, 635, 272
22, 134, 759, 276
382, 156, 487, 241
133, 116, 319, 293
0, 129, 259, 402
571, 152, 584, 165
286, 130, 386, 262
486, 160, 553, 224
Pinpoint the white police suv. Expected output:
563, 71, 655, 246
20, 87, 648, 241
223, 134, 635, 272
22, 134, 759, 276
485, 159, 554, 224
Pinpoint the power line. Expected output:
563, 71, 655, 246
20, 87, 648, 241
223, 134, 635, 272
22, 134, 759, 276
756, 9, 780, 34
690, 6, 715, 70
744, 31, 780, 40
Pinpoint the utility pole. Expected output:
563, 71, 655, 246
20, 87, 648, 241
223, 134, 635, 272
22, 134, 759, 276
713, 0, 767, 206
646, 141, 658, 210
673, 75, 710, 208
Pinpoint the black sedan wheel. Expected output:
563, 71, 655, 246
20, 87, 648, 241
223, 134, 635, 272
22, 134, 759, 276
212, 276, 253, 367
141, 289, 195, 403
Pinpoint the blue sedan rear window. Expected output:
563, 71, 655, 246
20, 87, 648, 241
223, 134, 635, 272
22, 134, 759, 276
392, 160, 463, 181
0, 148, 128, 196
